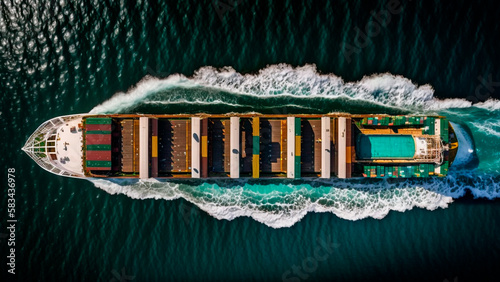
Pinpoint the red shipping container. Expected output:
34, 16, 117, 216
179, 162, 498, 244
86, 150, 111, 161
86, 124, 112, 131
85, 134, 111, 145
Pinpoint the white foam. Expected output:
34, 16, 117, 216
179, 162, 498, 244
425, 98, 473, 111
144, 99, 243, 107
192, 64, 345, 97
92, 168, 500, 229
475, 99, 500, 111
142, 97, 315, 110
90, 64, 500, 114
90, 75, 194, 114
470, 119, 500, 138
88, 178, 471, 228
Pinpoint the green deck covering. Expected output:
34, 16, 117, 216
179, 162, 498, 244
441, 118, 449, 142
86, 161, 112, 167
86, 117, 112, 124
357, 134, 415, 159
86, 144, 111, 151
252, 136, 259, 155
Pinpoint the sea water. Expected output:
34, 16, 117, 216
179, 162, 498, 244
1, 0, 500, 281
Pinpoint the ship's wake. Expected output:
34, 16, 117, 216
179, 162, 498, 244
90, 171, 500, 228
91, 64, 495, 114
88, 64, 500, 228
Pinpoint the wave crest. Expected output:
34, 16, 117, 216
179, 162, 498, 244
90, 64, 500, 114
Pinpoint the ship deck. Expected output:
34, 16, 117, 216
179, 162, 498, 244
77, 114, 450, 179
22, 115, 85, 177
54, 118, 84, 175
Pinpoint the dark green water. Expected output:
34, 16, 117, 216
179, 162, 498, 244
1, 0, 500, 281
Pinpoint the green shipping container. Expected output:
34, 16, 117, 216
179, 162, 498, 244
86, 160, 112, 167
420, 164, 429, 177
411, 165, 418, 177
423, 117, 433, 134
428, 164, 433, 176
407, 166, 413, 178
398, 167, 404, 177
428, 118, 435, 135
364, 166, 370, 177
86, 131, 112, 135
441, 161, 449, 175
86, 118, 112, 125
419, 164, 425, 173
441, 118, 449, 143
87, 144, 111, 151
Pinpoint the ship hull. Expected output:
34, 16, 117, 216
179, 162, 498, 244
23, 113, 456, 179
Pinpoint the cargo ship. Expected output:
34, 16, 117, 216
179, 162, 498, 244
22, 114, 459, 179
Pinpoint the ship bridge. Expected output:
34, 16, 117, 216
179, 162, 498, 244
22, 115, 86, 177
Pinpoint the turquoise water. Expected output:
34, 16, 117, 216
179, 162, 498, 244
1, 0, 500, 281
